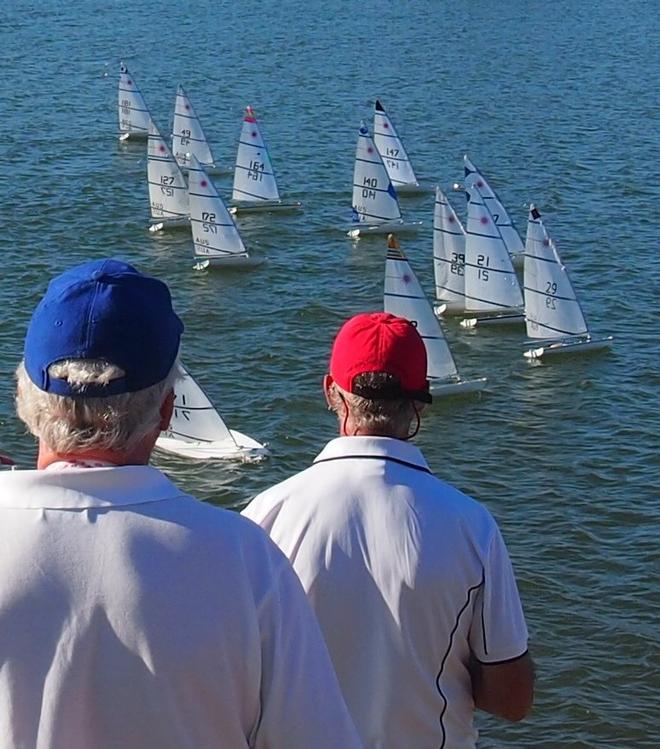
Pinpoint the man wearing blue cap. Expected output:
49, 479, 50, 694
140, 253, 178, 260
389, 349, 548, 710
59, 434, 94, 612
0, 259, 362, 749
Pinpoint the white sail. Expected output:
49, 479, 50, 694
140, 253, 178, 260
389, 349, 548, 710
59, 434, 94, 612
147, 120, 189, 223
171, 85, 216, 170
524, 205, 589, 340
352, 121, 402, 225
463, 155, 524, 256
188, 155, 249, 263
433, 187, 467, 309
162, 364, 236, 447
118, 62, 151, 139
373, 100, 419, 190
384, 241, 458, 381
464, 183, 523, 312
232, 106, 280, 203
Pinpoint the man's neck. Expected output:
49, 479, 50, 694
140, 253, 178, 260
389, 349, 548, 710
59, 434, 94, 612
37, 445, 151, 470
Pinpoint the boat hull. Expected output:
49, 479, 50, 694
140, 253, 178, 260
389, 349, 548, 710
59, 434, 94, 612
193, 255, 263, 269
230, 200, 302, 214
460, 312, 525, 328
155, 430, 269, 461
524, 336, 613, 360
148, 217, 190, 233
347, 219, 423, 238
392, 182, 431, 196
119, 130, 148, 142
429, 377, 488, 397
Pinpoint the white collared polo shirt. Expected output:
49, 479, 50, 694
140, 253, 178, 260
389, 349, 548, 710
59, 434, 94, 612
0, 465, 362, 749
243, 436, 529, 749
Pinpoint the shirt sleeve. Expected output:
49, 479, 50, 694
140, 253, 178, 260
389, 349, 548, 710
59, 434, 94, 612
251, 552, 363, 749
468, 525, 529, 664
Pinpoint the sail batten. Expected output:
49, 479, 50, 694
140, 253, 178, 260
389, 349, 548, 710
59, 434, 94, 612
171, 85, 216, 170
118, 62, 151, 138
352, 122, 402, 226
384, 243, 458, 381
188, 155, 250, 263
232, 106, 280, 203
523, 205, 589, 339
463, 183, 523, 312
373, 100, 419, 190
147, 121, 189, 223
463, 155, 524, 257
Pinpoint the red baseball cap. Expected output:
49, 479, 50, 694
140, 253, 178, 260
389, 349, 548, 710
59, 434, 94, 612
329, 312, 431, 403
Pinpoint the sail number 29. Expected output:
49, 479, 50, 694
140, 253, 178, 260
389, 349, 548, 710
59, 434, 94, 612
545, 281, 558, 309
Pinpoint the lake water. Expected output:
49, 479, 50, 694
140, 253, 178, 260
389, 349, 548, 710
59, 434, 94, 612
3, 0, 659, 745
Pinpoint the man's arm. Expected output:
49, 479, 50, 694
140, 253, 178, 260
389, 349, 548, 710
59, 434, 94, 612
469, 651, 535, 722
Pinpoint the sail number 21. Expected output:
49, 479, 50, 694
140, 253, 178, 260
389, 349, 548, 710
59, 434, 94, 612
477, 254, 490, 281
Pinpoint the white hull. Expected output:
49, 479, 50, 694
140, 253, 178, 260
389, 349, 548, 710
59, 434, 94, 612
429, 376, 488, 397
348, 219, 422, 238
391, 182, 430, 196
183, 162, 226, 176
119, 130, 148, 142
194, 255, 263, 269
230, 199, 302, 214
524, 336, 613, 360
148, 217, 190, 233
156, 429, 269, 461
460, 312, 525, 328
434, 301, 466, 317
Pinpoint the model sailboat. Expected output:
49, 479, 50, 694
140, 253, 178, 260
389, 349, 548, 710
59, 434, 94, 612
433, 187, 468, 314
460, 183, 525, 328
147, 120, 190, 232
461, 155, 524, 265
187, 155, 259, 268
156, 364, 268, 461
118, 62, 152, 141
384, 235, 486, 396
171, 85, 221, 173
231, 106, 301, 213
523, 205, 613, 359
373, 100, 425, 195
348, 122, 422, 238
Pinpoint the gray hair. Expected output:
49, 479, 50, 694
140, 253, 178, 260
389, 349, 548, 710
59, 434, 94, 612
327, 372, 420, 437
15, 359, 178, 454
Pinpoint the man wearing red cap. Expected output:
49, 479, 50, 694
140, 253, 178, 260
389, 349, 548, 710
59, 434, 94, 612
243, 312, 534, 749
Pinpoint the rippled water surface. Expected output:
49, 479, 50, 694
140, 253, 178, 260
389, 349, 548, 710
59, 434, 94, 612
3, 0, 659, 745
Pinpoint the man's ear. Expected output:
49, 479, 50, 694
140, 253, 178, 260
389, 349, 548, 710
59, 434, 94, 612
323, 374, 334, 408
158, 389, 175, 431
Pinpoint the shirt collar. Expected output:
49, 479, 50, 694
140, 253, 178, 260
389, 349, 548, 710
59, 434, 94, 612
314, 436, 430, 472
0, 465, 184, 510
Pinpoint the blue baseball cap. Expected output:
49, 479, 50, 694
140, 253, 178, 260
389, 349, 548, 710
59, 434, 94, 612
24, 259, 184, 397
